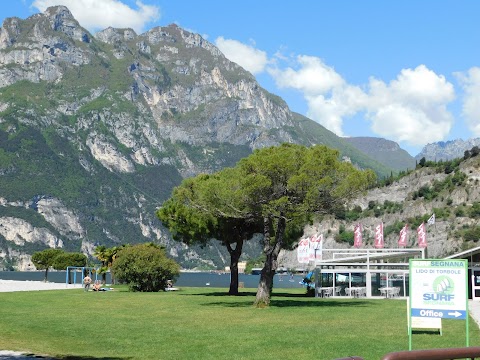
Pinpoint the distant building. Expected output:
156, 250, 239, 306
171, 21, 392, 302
224, 261, 247, 273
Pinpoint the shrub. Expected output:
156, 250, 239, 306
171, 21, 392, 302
463, 226, 480, 242
112, 243, 180, 292
470, 202, 480, 218
335, 225, 354, 245
346, 205, 362, 221
455, 208, 465, 217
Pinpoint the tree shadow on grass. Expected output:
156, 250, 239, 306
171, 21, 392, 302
270, 299, 371, 308
203, 299, 373, 308
179, 291, 257, 297
182, 291, 373, 308
17, 355, 131, 360
181, 290, 314, 298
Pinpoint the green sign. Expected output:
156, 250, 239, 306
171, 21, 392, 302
408, 259, 469, 349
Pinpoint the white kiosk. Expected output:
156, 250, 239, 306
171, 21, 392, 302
314, 248, 425, 298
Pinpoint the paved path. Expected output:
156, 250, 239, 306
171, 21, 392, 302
470, 300, 480, 328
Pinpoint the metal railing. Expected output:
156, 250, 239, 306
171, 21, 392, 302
333, 347, 480, 360
381, 347, 480, 360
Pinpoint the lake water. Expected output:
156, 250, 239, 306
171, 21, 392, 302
0, 271, 307, 289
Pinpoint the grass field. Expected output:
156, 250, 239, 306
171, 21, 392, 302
0, 287, 478, 360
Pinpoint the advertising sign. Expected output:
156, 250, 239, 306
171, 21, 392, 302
409, 259, 467, 320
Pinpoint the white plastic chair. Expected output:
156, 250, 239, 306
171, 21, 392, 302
323, 287, 333, 297
358, 287, 366, 297
392, 287, 400, 298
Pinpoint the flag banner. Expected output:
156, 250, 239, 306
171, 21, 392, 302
417, 222, 427, 248
354, 223, 362, 248
297, 237, 310, 263
427, 213, 435, 225
308, 233, 323, 261
398, 224, 408, 247
375, 223, 384, 248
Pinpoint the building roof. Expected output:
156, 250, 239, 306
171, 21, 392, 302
444, 245, 480, 260
315, 248, 424, 266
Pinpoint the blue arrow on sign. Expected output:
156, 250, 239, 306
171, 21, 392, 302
411, 308, 466, 319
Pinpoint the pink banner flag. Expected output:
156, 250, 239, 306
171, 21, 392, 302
309, 233, 323, 261
375, 223, 384, 249
417, 222, 427, 248
398, 224, 408, 247
354, 223, 362, 248
297, 237, 310, 264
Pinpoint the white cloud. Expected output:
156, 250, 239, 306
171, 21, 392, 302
32, 0, 160, 33
365, 65, 455, 146
215, 37, 269, 75
269, 55, 344, 95
304, 85, 367, 136
268, 54, 455, 146
267, 55, 354, 136
456, 67, 480, 136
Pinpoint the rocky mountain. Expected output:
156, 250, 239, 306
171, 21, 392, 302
416, 138, 480, 162
0, 6, 395, 270
343, 136, 416, 171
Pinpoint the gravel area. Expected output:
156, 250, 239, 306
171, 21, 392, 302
0, 280, 81, 292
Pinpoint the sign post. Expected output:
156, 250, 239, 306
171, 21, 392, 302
408, 259, 468, 350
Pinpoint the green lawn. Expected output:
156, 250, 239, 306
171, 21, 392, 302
0, 287, 478, 360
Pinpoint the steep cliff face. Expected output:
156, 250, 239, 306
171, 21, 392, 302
0, 6, 392, 270
0, 7, 296, 176
416, 138, 480, 161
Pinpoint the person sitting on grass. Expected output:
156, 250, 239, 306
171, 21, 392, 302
92, 280, 104, 292
92, 281, 114, 291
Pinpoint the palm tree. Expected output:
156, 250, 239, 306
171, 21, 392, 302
93, 245, 109, 284
104, 246, 118, 285
94, 245, 128, 285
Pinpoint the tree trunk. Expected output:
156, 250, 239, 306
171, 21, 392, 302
254, 252, 277, 307
254, 216, 286, 307
226, 239, 243, 295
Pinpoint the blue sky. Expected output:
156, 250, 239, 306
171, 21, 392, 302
1, 1, 480, 156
